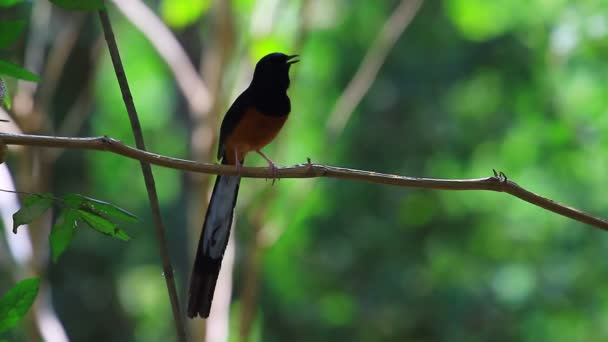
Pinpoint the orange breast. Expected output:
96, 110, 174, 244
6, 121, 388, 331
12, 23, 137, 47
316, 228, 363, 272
223, 107, 287, 164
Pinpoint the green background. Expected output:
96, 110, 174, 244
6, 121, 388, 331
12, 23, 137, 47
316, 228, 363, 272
1, 0, 608, 341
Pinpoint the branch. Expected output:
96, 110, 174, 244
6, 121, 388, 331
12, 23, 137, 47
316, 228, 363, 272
1, 132, 607, 232
97, 11, 187, 342
326, 0, 423, 137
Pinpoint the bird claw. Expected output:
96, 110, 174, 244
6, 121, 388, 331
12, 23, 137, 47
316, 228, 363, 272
256, 149, 280, 185
267, 162, 279, 185
235, 160, 243, 176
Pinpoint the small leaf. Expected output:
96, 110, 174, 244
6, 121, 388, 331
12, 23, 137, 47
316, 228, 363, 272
49, 209, 79, 262
77, 210, 130, 241
0, 20, 26, 49
0, 60, 40, 82
48, 0, 105, 11
12, 193, 54, 233
0, 0, 24, 7
63, 194, 137, 222
0, 278, 40, 333
61, 193, 84, 208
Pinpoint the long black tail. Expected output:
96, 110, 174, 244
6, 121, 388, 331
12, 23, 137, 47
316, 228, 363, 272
187, 170, 241, 318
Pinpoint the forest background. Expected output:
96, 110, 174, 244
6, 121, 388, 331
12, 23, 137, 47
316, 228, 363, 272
1, 0, 608, 341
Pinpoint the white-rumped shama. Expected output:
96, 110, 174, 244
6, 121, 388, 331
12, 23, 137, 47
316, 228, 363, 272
187, 52, 299, 318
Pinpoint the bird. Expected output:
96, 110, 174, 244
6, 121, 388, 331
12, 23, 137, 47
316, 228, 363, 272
187, 52, 299, 318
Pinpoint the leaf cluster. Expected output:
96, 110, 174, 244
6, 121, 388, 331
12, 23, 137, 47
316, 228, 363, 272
13, 193, 136, 262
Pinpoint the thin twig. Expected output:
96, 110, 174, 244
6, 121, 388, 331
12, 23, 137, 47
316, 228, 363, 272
1, 132, 607, 232
326, 0, 424, 137
97, 11, 187, 342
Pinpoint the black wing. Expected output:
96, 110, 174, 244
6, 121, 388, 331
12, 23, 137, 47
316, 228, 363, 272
217, 88, 252, 160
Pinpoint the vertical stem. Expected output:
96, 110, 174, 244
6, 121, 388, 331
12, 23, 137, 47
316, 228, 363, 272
97, 10, 187, 342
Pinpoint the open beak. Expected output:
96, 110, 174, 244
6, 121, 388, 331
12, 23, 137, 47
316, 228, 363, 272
287, 54, 300, 65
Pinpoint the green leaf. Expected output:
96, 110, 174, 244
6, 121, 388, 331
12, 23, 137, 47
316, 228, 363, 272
161, 0, 211, 28
0, 0, 24, 7
0, 60, 40, 82
49, 209, 79, 262
12, 193, 54, 233
63, 194, 137, 222
77, 210, 131, 241
0, 278, 40, 333
48, 0, 105, 11
0, 20, 26, 49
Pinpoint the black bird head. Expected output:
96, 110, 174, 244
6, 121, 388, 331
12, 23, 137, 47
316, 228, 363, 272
251, 52, 299, 92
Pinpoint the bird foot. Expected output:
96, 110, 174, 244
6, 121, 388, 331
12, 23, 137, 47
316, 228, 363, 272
256, 150, 279, 185
268, 162, 280, 185
235, 159, 243, 176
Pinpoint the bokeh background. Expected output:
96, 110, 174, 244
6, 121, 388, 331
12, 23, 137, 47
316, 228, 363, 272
2, 0, 608, 341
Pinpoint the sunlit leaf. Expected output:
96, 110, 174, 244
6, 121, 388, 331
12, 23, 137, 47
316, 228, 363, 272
12, 193, 54, 233
161, 0, 211, 28
49, 209, 79, 262
0, 20, 26, 49
0, 60, 40, 82
0, 278, 40, 333
48, 0, 105, 11
77, 210, 130, 241
444, 0, 524, 41
63, 194, 137, 222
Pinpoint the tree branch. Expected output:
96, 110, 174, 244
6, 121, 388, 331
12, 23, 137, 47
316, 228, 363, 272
97, 11, 186, 342
1, 132, 607, 232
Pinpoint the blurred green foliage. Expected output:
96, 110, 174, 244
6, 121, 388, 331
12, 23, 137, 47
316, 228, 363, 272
0, 278, 39, 334
2, 0, 608, 341
48, 0, 105, 11
160, 0, 211, 28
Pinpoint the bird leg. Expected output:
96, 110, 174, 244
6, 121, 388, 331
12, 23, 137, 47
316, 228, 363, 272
256, 149, 279, 183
